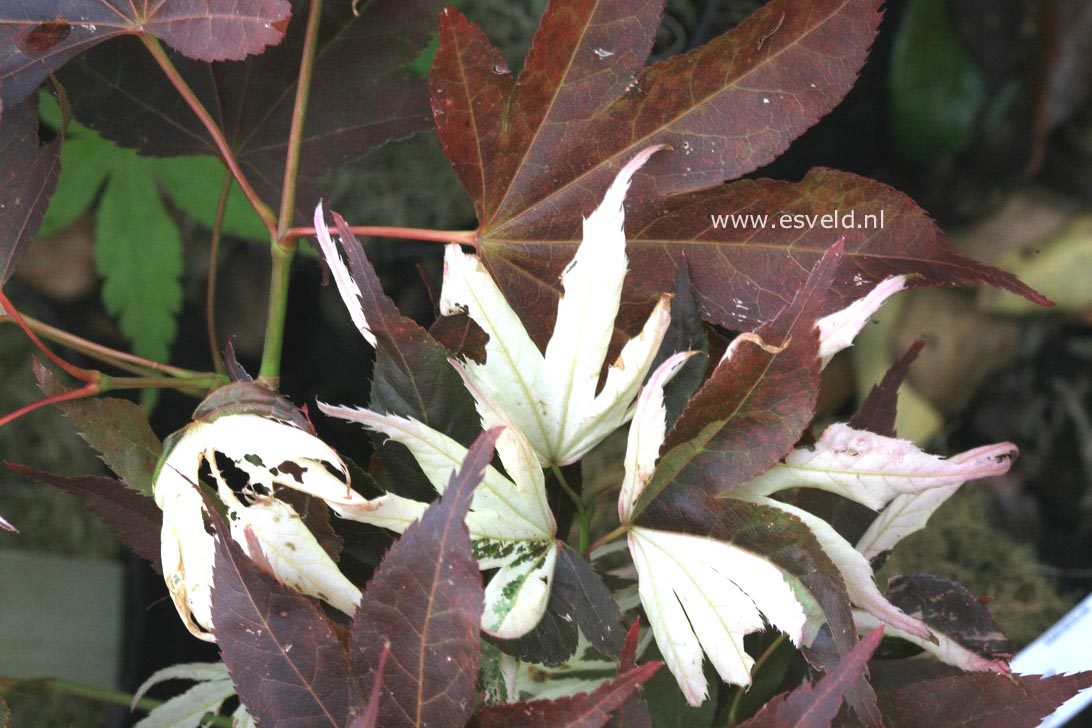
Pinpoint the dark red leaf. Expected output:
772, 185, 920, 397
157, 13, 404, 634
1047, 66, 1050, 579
553, 543, 626, 659
633, 242, 839, 513
5, 463, 162, 572
850, 338, 926, 438
0, 0, 291, 112
604, 621, 653, 728
873, 671, 1092, 728
350, 428, 501, 728
59, 0, 442, 221
636, 497, 881, 727
210, 509, 362, 726
349, 642, 389, 728
322, 210, 480, 501
741, 627, 884, 728
469, 662, 662, 728
36, 364, 162, 496
884, 574, 1013, 665
486, 578, 579, 666
0, 97, 61, 287
431, 1, 1046, 348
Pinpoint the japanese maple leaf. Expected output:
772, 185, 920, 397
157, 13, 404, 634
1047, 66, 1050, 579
616, 308, 1017, 707
430, 0, 1047, 348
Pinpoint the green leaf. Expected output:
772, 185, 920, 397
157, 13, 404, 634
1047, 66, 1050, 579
37, 135, 114, 238
95, 150, 184, 364
153, 155, 268, 241
644, 649, 718, 728
889, 0, 988, 164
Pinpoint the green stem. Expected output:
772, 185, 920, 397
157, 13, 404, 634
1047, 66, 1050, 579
276, 0, 324, 243
256, 0, 324, 388
724, 633, 788, 726
585, 524, 627, 557
206, 171, 233, 376
552, 465, 589, 553
257, 244, 294, 388
141, 36, 276, 234
0, 312, 214, 380
0, 675, 232, 727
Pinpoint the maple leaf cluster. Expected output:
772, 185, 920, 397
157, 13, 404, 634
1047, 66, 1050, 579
3, 0, 1091, 727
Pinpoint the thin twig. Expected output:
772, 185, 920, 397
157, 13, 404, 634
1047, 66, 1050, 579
206, 171, 233, 375
140, 36, 277, 234
285, 225, 480, 248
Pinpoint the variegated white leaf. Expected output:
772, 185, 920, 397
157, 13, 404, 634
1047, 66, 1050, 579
438, 147, 671, 467
317, 403, 557, 638
313, 204, 375, 346
816, 276, 907, 365
132, 662, 234, 728
736, 424, 1017, 511
153, 414, 370, 640
215, 480, 361, 616
482, 540, 558, 638
743, 495, 932, 641
629, 527, 806, 706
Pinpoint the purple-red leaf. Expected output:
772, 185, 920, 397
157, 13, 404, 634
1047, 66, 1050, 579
431, 0, 1043, 348
741, 627, 884, 728
59, 0, 441, 220
553, 543, 626, 659
633, 242, 839, 513
0, 0, 291, 112
604, 621, 654, 728
321, 209, 479, 501
872, 671, 1092, 727
0, 97, 61, 287
850, 338, 926, 438
5, 463, 162, 572
36, 364, 162, 496
211, 513, 362, 726
469, 662, 662, 728
884, 574, 1013, 666
349, 642, 389, 728
350, 428, 501, 728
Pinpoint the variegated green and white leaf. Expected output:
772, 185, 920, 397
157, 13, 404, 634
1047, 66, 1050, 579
816, 276, 907, 366
132, 662, 234, 728
853, 610, 1008, 673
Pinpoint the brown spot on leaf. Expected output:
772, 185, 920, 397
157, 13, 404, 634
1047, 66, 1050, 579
23, 19, 71, 53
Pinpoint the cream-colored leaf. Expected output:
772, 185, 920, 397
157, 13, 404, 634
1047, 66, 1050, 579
630, 527, 806, 705
746, 495, 932, 641
736, 424, 1017, 510
562, 294, 673, 465
817, 276, 907, 365
317, 404, 552, 541
439, 243, 553, 457
855, 484, 959, 562
312, 204, 375, 345
132, 662, 230, 709
133, 678, 235, 728
214, 479, 362, 616
544, 145, 665, 461
620, 351, 698, 523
